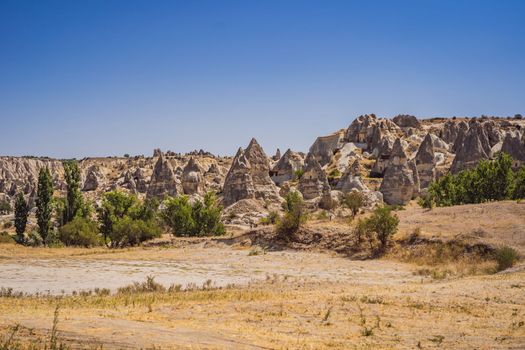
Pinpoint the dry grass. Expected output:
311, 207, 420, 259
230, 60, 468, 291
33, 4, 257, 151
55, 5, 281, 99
1, 272, 524, 349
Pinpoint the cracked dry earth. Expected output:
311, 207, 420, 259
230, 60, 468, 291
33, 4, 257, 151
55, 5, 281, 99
0, 245, 524, 349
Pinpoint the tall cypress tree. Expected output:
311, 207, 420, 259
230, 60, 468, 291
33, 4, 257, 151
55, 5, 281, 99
14, 192, 29, 243
63, 160, 83, 224
36, 167, 53, 245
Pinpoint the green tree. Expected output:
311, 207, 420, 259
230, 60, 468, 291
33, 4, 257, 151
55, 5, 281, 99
96, 190, 161, 247
62, 160, 85, 224
59, 217, 102, 247
342, 191, 365, 218
97, 190, 137, 246
276, 191, 306, 237
364, 206, 399, 253
36, 167, 54, 245
513, 166, 525, 199
161, 192, 225, 237
14, 192, 29, 243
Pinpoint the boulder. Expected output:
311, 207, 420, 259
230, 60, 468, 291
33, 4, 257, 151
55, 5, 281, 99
147, 153, 179, 199
345, 114, 399, 152
182, 157, 205, 195
379, 139, 419, 205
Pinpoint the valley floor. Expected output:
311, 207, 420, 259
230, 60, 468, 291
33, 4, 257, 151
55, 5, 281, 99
0, 201, 524, 349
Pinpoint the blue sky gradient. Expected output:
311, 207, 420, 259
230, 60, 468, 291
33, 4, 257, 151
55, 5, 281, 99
1, 0, 524, 158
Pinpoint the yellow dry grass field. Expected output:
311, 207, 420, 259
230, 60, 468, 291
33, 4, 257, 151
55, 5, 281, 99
0, 201, 524, 349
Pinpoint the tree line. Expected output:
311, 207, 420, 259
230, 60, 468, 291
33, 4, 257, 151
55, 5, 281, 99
421, 153, 525, 208
12, 160, 225, 247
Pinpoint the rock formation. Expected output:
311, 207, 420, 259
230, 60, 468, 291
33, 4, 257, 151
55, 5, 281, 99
83, 165, 104, 192
415, 134, 437, 189
147, 153, 179, 199
379, 139, 419, 205
370, 138, 395, 177
298, 153, 331, 200
181, 157, 205, 195
451, 122, 491, 173
272, 148, 281, 161
308, 131, 345, 166
222, 139, 281, 206
393, 114, 421, 129
501, 131, 525, 169
270, 149, 304, 186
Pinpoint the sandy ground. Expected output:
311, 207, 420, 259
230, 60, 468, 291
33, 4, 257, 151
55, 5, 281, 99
0, 244, 524, 349
0, 201, 524, 349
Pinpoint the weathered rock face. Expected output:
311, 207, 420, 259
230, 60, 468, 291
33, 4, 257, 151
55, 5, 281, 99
153, 148, 162, 158
147, 154, 179, 199
393, 114, 421, 129
370, 137, 395, 177
272, 148, 281, 161
451, 122, 491, 173
0, 157, 65, 201
270, 149, 304, 186
83, 165, 104, 192
222, 139, 281, 207
345, 114, 399, 152
451, 121, 469, 153
298, 153, 331, 200
501, 131, 525, 169
308, 131, 345, 166
415, 134, 436, 189
181, 157, 205, 195
483, 120, 503, 148
335, 165, 368, 193
222, 148, 255, 206
379, 139, 419, 205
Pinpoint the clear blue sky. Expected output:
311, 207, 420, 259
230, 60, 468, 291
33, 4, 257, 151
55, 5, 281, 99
1, 0, 524, 158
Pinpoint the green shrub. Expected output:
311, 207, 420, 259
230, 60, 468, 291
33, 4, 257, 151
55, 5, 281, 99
110, 217, 161, 248
294, 169, 305, 180
26, 230, 43, 247
59, 217, 102, 247
428, 153, 519, 206
356, 206, 399, 253
0, 231, 14, 244
162, 192, 225, 237
417, 193, 435, 209
97, 190, 162, 247
0, 200, 11, 214
342, 191, 365, 217
328, 169, 341, 179
260, 211, 279, 225
276, 191, 306, 237
495, 246, 519, 271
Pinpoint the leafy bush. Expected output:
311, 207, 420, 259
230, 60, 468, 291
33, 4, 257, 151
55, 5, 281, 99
97, 190, 162, 247
110, 217, 161, 248
59, 217, 102, 247
495, 246, 519, 271
514, 166, 525, 199
259, 211, 279, 225
162, 192, 225, 237
0, 231, 14, 244
276, 191, 306, 237
26, 230, 43, 247
294, 169, 305, 180
0, 200, 11, 214
341, 191, 365, 217
427, 153, 519, 206
355, 206, 399, 253
328, 169, 341, 179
